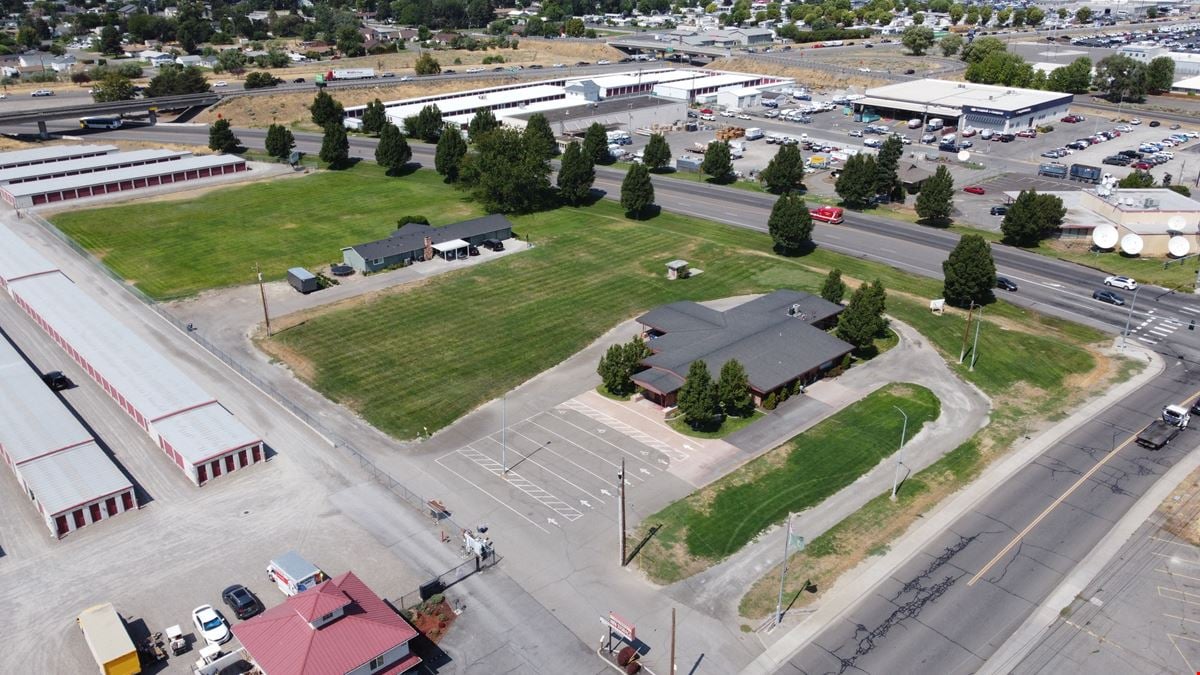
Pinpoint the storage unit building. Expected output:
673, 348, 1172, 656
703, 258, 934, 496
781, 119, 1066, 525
854, 79, 1073, 133
0, 337, 134, 538
342, 214, 514, 273
0, 225, 264, 486
0, 144, 118, 171
0, 149, 192, 185
0, 154, 248, 208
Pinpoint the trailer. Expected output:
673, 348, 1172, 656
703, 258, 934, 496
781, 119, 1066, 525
326, 68, 376, 80
287, 267, 318, 294
77, 604, 140, 675
1069, 163, 1102, 184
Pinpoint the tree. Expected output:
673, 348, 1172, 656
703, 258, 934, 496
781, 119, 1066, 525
901, 26, 935, 56
701, 141, 733, 183
473, 127, 550, 213
677, 360, 718, 428
208, 119, 241, 154
717, 359, 753, 416
583, 122, 610, 165
264, 124, 296, 160
916, 165, 954, 226
98, 25, 122, 55
91, 73, 135, 102
835, 153, 877, 208
403, 105, 443, 142
621, 163, 655, 218
376, 123, 412, 174
1047, 57, 1093, 94
961, 36, 1006, 64
434, 124, 467, 182
942, 234, 996, 308
1000, 189, 1066, 246
146, 65, 211, 97
414, 53, 441, 75
761, 144, 804, 194
874, 135, 904, 202
557, 141, 595, 205
468, 109, 499, 140
1094, 54, 1147, 102
337, 26, 365, 57
966, 51, 1035, 87
310, 90, 344, 127
523, 113, 557, 160
1119, 170, 1156, 189
362, 99, 387, 134
767, 194, 813, 254
1026, 7, 1045, 26
821, 269, 847, 305
940, 33, 964, 57
319, 122, 350, 168
243, 72, 280, 89
1075, 7, 1093, 23
642, 133, 672, 172
1146, 56, 1175, 94
598, 344, 628, 396
837, 282, 885, 350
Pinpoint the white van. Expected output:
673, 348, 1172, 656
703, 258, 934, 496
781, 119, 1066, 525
908, 118, 923, 129
745, 127, 764, 140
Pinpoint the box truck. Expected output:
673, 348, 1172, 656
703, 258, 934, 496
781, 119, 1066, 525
267, 551, 327, 596
745, 127, 764, 140
327, 68, 376, 80
925, 118, 945, 132
77, 604, 140, 675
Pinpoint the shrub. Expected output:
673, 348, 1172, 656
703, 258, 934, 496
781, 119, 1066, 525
763, 393, 777, 410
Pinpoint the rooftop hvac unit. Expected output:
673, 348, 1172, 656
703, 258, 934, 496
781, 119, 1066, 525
1144, 198, 1159, 209
787, 303, 808, 320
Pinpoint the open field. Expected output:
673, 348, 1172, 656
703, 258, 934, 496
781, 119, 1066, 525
711, 57, 886, 92
638, 383, 940, 583
52, 165, 480, 299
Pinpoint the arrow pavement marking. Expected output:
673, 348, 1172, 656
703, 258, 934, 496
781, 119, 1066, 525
601, 488, 613, 497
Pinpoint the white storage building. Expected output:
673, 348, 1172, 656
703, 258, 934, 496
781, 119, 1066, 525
0, 144, 118, 171
652, 73, 789, 102
0, 337, 135, 538
0, 149, 192, 185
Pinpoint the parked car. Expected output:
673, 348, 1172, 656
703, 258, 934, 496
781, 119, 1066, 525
192, 605, 232, 645
481, 238, 505, 251
1103, 155, 1131, 166
1171, 123, 1182, 130
964, 185, 986, 195
996, 276, 1019, 292
292, 77, 305, 83
904, 69, 916, 74
42, 370, 70, 391
1130, 118, 1142, 125
222, 585, 263, 620
1061, 115, 1081, 123
990, 205, 1008, 216
1104, 275, 1138, 290
1016, 129, 1037, 138
848, 129, 863, 137
1093, 289, 1126, 306
1133, 161, 1152, 170
1149, 120, 1161, 127
31, 89, 53, 97
214, 80, 227, 87
1119, 150, 1143, 159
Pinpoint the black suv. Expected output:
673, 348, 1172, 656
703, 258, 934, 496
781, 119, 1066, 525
996, 276, 1018, 292
481, 238, 505, 251
1119, 150, 1143, 159
222, 585, 263, 620
42, 371, 70, 391
990, 205, 1008, 216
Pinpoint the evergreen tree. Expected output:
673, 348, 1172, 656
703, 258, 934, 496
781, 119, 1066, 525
434, 124, 468, 182
642, 133, 672, 171
473, 127, 550, 213
207, 118, 240, 154
717, 359, 752, 416
874, 135, 904, 202
835, 153, 877, 208
837, 284, 881, 350
820, 268, 847, 305
942, 234, 996, 308
863, 279, 889, 338
403, 105, 444, 142
319, 122, 350, 168
1000, 189, 1066, 246
677, 360, 718, 427
620, 162, 655, 218
414, 52, 441, 75
523, 113, 558, 160
264, 123, 295, 160
468, 109, 499, 140
556, 141, 595, 206
309, 90, 343, 127
761, 144, 805, 194
767, 194, 813, 254
621, 336, 651, 390
361, 98, 387, 135
701, 141, 733, 183
582, 122, 610, 165
375, 122, 412, 174
597, 343, 627, 395
915, 165, 955, 226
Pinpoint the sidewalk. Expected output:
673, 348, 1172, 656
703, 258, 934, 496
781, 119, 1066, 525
740, 340, 1163, 675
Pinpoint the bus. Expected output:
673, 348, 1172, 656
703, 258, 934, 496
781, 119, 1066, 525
79, 116, 123, 130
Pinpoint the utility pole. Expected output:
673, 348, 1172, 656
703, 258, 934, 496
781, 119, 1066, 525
254, 262, 271, 337
958, 302, 975, 364
619, 459, 627, 566
670, 607, 676, 674
1120, 286, 1141, 348
890, 405, 909, 501
775, 514, 792, 626
969, 304, 984, 372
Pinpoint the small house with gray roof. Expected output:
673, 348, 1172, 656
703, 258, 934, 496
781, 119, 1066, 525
633, 290, 852, 408
341, 214, 513, 273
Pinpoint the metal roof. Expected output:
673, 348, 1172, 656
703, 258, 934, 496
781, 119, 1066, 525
1, 154, 244, 198
383, 84, 566, 123
350, 214, 512, 261
569, 69, 700, 90
0, 144, 118, 170
0, 222, 59, 282
0, 149, 191, 184
152, 401, 261, 465
653, 73, 764, 92
18, 443, 131, 515
864, 79, 1072, 113
431, 238, 469, 252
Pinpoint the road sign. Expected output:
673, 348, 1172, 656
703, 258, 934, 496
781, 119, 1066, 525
609, 612, 636, 641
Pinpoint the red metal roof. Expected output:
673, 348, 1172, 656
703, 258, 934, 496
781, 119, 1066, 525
233, 571, 421, 675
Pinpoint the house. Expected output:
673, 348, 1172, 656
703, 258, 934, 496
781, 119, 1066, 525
139, 50, 175, 67
341, 214, 514, 273
50, 55, 76, 72
18, 52, 55, 68
897, 164, 933, 192
433, 31, 459, 44
233, 571, 422, 675
632, 290, 853, 407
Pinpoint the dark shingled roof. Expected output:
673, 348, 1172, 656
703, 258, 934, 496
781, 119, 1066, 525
350, 214, 512, 261
636, 290, 852, 395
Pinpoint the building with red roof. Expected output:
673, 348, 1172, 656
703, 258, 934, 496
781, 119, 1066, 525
232, 571, 421, 675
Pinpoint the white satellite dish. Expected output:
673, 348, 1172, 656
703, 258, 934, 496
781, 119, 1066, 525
1092, 224, 1119, 249
1169, 236, 1191, 258
1120, 232, 1144, 255
1168, 215, 1187, 231
957, 150, 970, 162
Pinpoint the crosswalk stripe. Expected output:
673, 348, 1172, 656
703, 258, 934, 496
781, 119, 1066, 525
1181, 306, 1200, 315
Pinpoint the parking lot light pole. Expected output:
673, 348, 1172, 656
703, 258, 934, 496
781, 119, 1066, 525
890, 406, 908, 501
969, 304, 984, 372
1121, 285, 1141, 348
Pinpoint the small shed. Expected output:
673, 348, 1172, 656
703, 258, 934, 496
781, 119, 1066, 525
287, 267, 318, 294
666, 259, 689, 280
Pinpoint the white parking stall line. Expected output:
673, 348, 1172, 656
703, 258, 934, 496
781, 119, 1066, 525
481, 432, 615, 497
504, 426, 623, 489
526, 416, 663, 472
558, 400, 689, 462
457, 447, 584, 521
434, 456, 550, 533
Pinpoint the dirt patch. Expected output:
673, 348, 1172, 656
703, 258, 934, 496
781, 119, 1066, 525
256, 333, 317, 383
405, 596, 458, 644
712, 57, 887, 92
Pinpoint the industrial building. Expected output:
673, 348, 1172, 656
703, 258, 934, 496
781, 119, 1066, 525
0, 225, 264, 486
564, 70, 701, 100
855, 79, 1074, 133
0, 154, 248, 208
0, 144, 117, 171
0, 336, 135, 538
1118, 44, 1200, 79
0, 149, 191, 185
1030, 187, 1200, 257
505, 95, 687, 135
342, 215, 514, 273
652, 72, 790, 102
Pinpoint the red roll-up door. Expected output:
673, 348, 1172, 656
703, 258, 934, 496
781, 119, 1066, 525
73, 509, 85, 528
56, 515, 69, 537
122, 492, 133, 510
211, 459, 222, 478
224, 455, 235, 473
237, 450, 247, 467
198, 464, 207, 484
90, 503, 102, 522
105, 497, 117, 516
252, 446, 262, 463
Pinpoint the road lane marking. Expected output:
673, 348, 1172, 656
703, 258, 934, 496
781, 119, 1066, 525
1156, 568, 1200, 582
456, 447, 584, 521
433, 456, 550, 533
1151, 535, 1200, 551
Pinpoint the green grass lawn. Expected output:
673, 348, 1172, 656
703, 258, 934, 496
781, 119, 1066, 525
51, 165, 481, 299
637, 384, 939, 582
667, 410, 763, 439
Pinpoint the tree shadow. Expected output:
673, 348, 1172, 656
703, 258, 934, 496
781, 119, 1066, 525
386, 162, 420, 177
625, 204, 662, 220
328, 157, 363, 171
772, 240, 817, 257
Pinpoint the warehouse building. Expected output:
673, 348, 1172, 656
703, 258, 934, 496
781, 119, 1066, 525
0, 144, 118, 171
344, 77, 573, 118
0, 154, 247, 208
0, 225, 264, 486
0, 336, 135, 538
383, 83, 574, 129
342, 215, 513, 273
855, 79, 1074, 133
652, 73, 791, 103
0, 149, 191, 185
504, 95, 687, 134
564, 70, 700, 101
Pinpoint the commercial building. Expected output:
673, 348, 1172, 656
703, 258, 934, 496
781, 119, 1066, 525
0, 149, 191, 185
1039, 187, 1200, 257
0, 154, 248, 208
0, 225, 264, 486
564, 70, 699, 101
233, 571, 421, 675
652, 72, 791, 103
0, 336, 135, 538
1118, 44, 1200, 79
0, 144, 118, 171
341, 215, 513, 273
505, 95, 687, 135
633, 290, 853, 407
855, 79, 1074, 133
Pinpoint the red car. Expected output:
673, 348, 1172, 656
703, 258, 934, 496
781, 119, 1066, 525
1016, 129, 1037, 138
964, 186, 986, 195
699, 108, 713, 114
1133, 162, 1152, 170
1061, 115, 1080, 123
810, 205, 845, 224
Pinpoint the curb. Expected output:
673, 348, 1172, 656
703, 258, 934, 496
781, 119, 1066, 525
740, 341, 1163, 675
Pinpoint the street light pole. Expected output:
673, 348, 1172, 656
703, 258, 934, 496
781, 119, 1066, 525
775, 513, 792, 627
969, 304, 984, 372
1121, 285, 1141, 348
254, 262, 271, 337
890, 406, 908, 501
